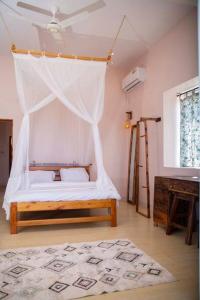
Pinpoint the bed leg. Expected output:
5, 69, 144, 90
10, 203, 17, 234
110, 199, 117, 227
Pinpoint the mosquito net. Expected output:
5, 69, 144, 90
4, 53, 120, 201
29, 100, 93, 166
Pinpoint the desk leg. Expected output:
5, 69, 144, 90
166, 195, 178, 235
185, 198, 195, 245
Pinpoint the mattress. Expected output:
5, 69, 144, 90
3, 181, 120, 220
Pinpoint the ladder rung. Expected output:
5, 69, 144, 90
140, 135, 146, 137
142, 186, 148, 189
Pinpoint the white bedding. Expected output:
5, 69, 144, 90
3, 181, 120, 220
60, 167, 89, 182
30, 182, 95, 189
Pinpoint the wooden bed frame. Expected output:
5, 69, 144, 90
10, 165, 117, 234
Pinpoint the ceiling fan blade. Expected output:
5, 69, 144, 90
86, 0, 105, 13
60, 0, 105, 17
17, 1, 52, 17
8, 12, 46, 29
17, 1, 69, 20
56, 0, 105, 22
60, 11, 89, 29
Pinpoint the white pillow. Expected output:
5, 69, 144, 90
29, 170, 55, 184
60, 168, 89, 182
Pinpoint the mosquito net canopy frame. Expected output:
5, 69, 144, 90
4, 53, 120, 201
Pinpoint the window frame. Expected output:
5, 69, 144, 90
163, 76, 199, 170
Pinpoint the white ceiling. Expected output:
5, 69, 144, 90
0, 0, 196, 68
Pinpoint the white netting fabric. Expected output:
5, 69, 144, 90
4, 53, 120, 201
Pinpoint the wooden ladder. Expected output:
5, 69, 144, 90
135, 117, 161, 218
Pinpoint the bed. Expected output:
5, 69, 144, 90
7, 165, 117, 234
6, 53, 121, 235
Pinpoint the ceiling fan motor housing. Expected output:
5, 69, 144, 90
47, 21, 60, 33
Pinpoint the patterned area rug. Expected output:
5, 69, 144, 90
0, 239, 175, 299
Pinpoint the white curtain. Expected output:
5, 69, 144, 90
5, 53, 120, 200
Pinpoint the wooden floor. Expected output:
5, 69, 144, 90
0, 191, 198, 300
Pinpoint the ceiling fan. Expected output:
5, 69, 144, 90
8, 5, 89, 40
12, 0, 105, 40
0, 0, 105, 41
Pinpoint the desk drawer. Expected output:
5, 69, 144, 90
168, 180, 199, 195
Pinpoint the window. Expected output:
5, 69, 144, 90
179, 88, 200, 168
163, 76, 199, 169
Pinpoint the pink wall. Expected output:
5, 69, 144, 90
0, 55, 22, 146
126, 9, 199, 209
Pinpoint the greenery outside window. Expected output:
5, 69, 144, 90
179, 88, 200, 168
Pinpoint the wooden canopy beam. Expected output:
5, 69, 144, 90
11, 44, 112, 62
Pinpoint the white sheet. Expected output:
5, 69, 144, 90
3, 181, 120, 220
31, 182, 95, 189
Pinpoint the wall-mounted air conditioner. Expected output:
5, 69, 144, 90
122, 67, 146, 92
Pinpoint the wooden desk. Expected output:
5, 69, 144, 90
153, 176, 199, 227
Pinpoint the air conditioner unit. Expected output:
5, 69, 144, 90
122, 67, 146, 92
